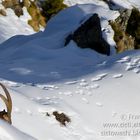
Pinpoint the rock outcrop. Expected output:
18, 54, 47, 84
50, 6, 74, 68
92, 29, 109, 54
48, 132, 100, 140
65, 14, 110, 55
126, 8, 140, 49
110, 8, 140, 53
109, 9, 134, 53
1, 0, 67, 32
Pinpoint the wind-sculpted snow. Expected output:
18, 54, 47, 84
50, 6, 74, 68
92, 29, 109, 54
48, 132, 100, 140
0, 4, 119, 83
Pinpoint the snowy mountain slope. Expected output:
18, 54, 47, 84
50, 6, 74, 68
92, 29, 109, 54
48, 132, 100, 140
0, 49, 140, 140
0, 0, 140, 140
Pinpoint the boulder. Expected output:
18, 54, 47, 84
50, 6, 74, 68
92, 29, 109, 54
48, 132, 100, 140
65, 14, 110, 55
109, 9, 135, 53
126, 8, 140, 49
110, 8, 140, 53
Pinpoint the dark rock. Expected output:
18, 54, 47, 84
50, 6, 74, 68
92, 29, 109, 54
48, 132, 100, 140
109, 9, 135, 53
0, 9, 7, 16
116, 9, 132, 32
110, 8, 140, 53
65, 14, 110, 55
14, 5, 23, 17
126, 8, 140, 49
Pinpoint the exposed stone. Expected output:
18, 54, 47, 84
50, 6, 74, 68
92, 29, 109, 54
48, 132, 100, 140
14, 5, 23, 17
109, 9, 135, 53
116, 9, 132, 32
126, 8, 140, 49
65, 14, 110, 55
1, 0, 46, 31
2, 0, 23, 17
0, 9, 7, 16
2, 0, 15, 9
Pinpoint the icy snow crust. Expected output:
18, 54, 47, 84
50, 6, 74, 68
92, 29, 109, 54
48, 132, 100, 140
0, 0, 140, 140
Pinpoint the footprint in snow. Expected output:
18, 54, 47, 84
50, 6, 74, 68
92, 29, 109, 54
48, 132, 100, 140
82, 98, 89, 104
91, 84, 100, 89
113, 74, 123, 78
91, 76, 102, 82
121, 56, 131, 61
37, 84, 59, 90
63, 91, 73, 96
79, 82, 88, 87
125, 65, 136, 71
133, 58, 140, 63
116, 56, 131, 63
91, 73, 108, 82
97, 61, 107, 66
133, 68, 140, 74
96, 102, 103, 107
65, 80, 78, 85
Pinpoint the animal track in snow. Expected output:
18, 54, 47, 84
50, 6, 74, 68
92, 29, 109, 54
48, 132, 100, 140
75, 90, 85, 95
133, 68, 140, 74
85, 84, 100, 90
96, 102, 103, 107
113, 74, 123, 78
91, 73, 108, 82
82, 98, 89, 104
63, 91, 73, 96
133, 58, 140, 63
116, 56, 131, 63
91, 84, 100, 89
91, 77, 102, 82
125, 65, 136, 71
97, 61, 107, 66
65, 80, 78, 85
37, 84, 59, 90
79, 82, 88, 87
122, 57, 140, 73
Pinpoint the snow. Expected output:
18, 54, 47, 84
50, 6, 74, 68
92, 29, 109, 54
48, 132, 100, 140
0, 0, 140, 140
0, 120, 36, 140
0, 5, 35, 44
0, 4, 120, 83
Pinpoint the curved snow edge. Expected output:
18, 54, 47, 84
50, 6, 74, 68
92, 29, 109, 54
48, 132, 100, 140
0, 120, 37, 140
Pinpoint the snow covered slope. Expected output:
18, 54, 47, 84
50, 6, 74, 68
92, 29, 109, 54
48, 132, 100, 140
0, 49, 140, 140
0, 3, 119, 83
0, 0, 140, 140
